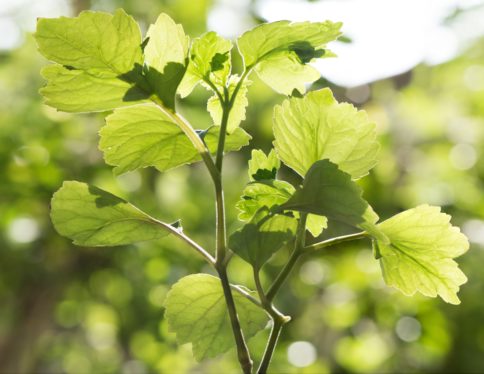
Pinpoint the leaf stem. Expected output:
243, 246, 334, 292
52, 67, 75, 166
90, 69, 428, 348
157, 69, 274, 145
266, 213, 308, 302
217, 266, 253, 374
303, 231, 368, 253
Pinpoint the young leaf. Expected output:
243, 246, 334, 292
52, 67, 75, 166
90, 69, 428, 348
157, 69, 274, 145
164, 274, 268, 361
35, 9, 147, 112
273, 88, 379, 178
236, 180, 295, 222
178, 31, 232, 97
100, 104, 251, 175
248, 149, 280, 181
281, 159, 387, 241
143, 13, 189, 109
374, 205, 469, 304
51, 181, 178, 246
229, 208, 297, 269
237, 20, 342, 94
207, 75, 250, 133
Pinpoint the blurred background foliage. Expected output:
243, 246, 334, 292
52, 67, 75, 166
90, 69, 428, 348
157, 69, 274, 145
1, 0, 484, 373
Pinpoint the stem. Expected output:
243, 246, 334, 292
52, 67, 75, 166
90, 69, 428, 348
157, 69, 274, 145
217, 266, 253, 374
303, 231, 368, 253
253, 268, 290, 374
258, 320, 284, 374
266, 213, 308, 302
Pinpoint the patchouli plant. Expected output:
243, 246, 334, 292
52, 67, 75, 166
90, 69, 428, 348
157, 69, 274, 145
35, 9, 469, 373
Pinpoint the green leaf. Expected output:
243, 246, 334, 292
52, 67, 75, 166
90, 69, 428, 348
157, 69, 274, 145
51, 181, 177, 246
178, 31, 232, 97
248, 149, 280, 181
207, 75, 250, 133
306, 214, 328, 237
374, 205, 469, 305
143, 13, 189, 109
35, 9, 142, 73
39, 65, 147, 113
273, 88, 379, 178
229, 208, 297, 269
164, 274, 268, 361
236, 179, 295, 222
35, 9, 147, 112
281, 159, 386, 241
100, 104, 251, 175
237, 20, 342, 94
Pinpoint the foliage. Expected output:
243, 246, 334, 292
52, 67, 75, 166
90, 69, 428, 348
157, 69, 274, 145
33, 8, 471, 373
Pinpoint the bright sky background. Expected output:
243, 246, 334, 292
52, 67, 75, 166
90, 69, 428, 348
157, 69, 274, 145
2, 0, 484, 87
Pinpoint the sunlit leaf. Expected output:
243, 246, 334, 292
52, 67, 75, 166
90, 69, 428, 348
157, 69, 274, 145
273, 88, 379, 178
100, 104, 251, 175
237, 20, 342, 94
178, 31, 232, 97
143, 13, 189, 109
51, 181, 177, 246
374, 205, 469, 304
164, 274, 268, 361
248, 149, 280, 181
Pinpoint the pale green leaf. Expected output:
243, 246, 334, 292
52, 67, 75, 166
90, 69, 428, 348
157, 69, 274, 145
143, 13, 189, 109
248, 149, 280, 181
40, 65, 147, 113
237, 20, 342, 94
164, 274, 268, 361
229, 208, 297, 269
281, 159, 387, 241
178, 31, 232, 97
35, 9, 142, 73
100, 104, 251, 175
35, 9, 148, 112
51, 181, 177, 246
273, 88, 379, 178
236, 179, 295, 222
375, 205, 469, 304
207, 75, 250, 133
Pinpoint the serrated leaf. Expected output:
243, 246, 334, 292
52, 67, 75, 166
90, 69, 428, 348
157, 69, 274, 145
229, 208, 297, 269
178, 31, 232, 97
164, 274, 268, 361
273, 88, 379, 178
281, 159, 386, 241
39, 65, 148, 113
100, 104, 251, 175
375, 205, 469, 304
35, 9, 148, 112
207, 75, 250, 133
248, 149, 280, 181
35, 9, 142, 73
236, 179, 295, 222
143, 13, 189, 109
237, 20, 342, 94
51, 181, 177, 246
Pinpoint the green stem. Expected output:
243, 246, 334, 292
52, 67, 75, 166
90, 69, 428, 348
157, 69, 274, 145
253, 268, 290, 374
303, 231, 368, 253
266, 213, 308, 302
217, 266, 253, 374
257, 320, 284, 374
